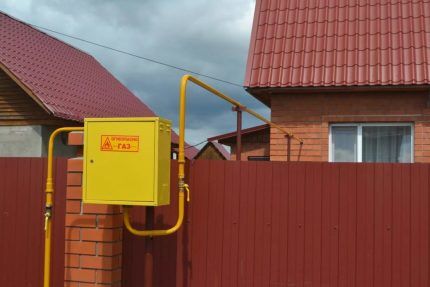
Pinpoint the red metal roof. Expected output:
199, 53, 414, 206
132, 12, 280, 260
245, 0, 430, 88
184, 144, 200, 160
207, 124, 270, 142
172, 144, 199, 160
193, 141, 230, 160
0, 11, 155, 121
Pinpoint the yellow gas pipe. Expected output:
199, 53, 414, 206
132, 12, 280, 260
43, 127, 83, 287
43, 75, 302, 286
123, 74, 303, 236
179, 75, 303, 143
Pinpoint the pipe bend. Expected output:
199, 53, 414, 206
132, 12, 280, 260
123, 191, 185, 237
44, 126, 83, 287
180, 74, 303, 143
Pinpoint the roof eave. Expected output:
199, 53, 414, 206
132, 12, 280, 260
194, 142, 229, 160
0, 61, 52, 115
208, 124, 270, 142
246, 84, 430, 107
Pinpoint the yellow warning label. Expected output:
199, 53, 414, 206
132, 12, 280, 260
100, 135, 139, 152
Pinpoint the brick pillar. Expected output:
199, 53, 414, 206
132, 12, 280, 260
64, 132, 123, 286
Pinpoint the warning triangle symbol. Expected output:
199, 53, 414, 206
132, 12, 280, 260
102, 137, 113, 150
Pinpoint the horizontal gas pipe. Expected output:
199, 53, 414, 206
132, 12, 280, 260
242, 106, 303, 144
184, 75, 303, 142
123, 74, 303, 236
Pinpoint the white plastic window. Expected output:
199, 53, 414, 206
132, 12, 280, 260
329, 123, 413, 163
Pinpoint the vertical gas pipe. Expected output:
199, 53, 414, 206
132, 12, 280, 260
43, 127, 84, 287
124, 74, 303, 237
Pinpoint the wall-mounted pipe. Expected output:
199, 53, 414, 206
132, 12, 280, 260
43, 127, 84, 287
241, 107, 303, 144
123, 74, 303, 238
124, 74, 303, 236
43, 75, 303, 286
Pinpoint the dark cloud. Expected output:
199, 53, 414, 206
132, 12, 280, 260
1, 0, 266, 144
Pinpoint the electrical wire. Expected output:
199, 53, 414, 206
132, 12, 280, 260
185, 139, 208, 149
30, 24, 243, 88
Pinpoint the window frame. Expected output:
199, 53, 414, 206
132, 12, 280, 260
329, 123, 414, 163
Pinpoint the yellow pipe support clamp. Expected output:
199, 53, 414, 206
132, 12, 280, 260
44, 127, 83, 287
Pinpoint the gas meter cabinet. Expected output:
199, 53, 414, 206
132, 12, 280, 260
83, 117, 171, 206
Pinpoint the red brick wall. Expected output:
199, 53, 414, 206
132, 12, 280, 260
270, 90, 430, 162
65, 133, 123, 286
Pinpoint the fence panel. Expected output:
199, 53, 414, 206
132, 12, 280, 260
122, 161, 430, 287
0, 158, 67, 287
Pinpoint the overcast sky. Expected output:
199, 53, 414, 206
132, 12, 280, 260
0, 0, 266, 146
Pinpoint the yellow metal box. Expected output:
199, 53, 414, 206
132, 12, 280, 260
83, 117, 171, 206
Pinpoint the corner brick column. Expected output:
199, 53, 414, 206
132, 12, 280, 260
65, 132, 123, 286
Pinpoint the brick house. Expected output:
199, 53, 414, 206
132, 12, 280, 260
208, 124, 269, 161
0, 11, 197, 158
241, 0, 430, 162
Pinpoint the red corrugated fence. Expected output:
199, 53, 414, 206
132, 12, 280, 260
0, 158, 67, 287
1, 159, 428, 286
122, 160, 430, 287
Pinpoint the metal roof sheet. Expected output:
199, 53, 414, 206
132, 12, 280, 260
210, 142, 231, 160
0, 11, 156, 121
193, 141, 231, 160
172, 144, 199, 160
207, 124, 270, 142
244, 0, 430, 88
